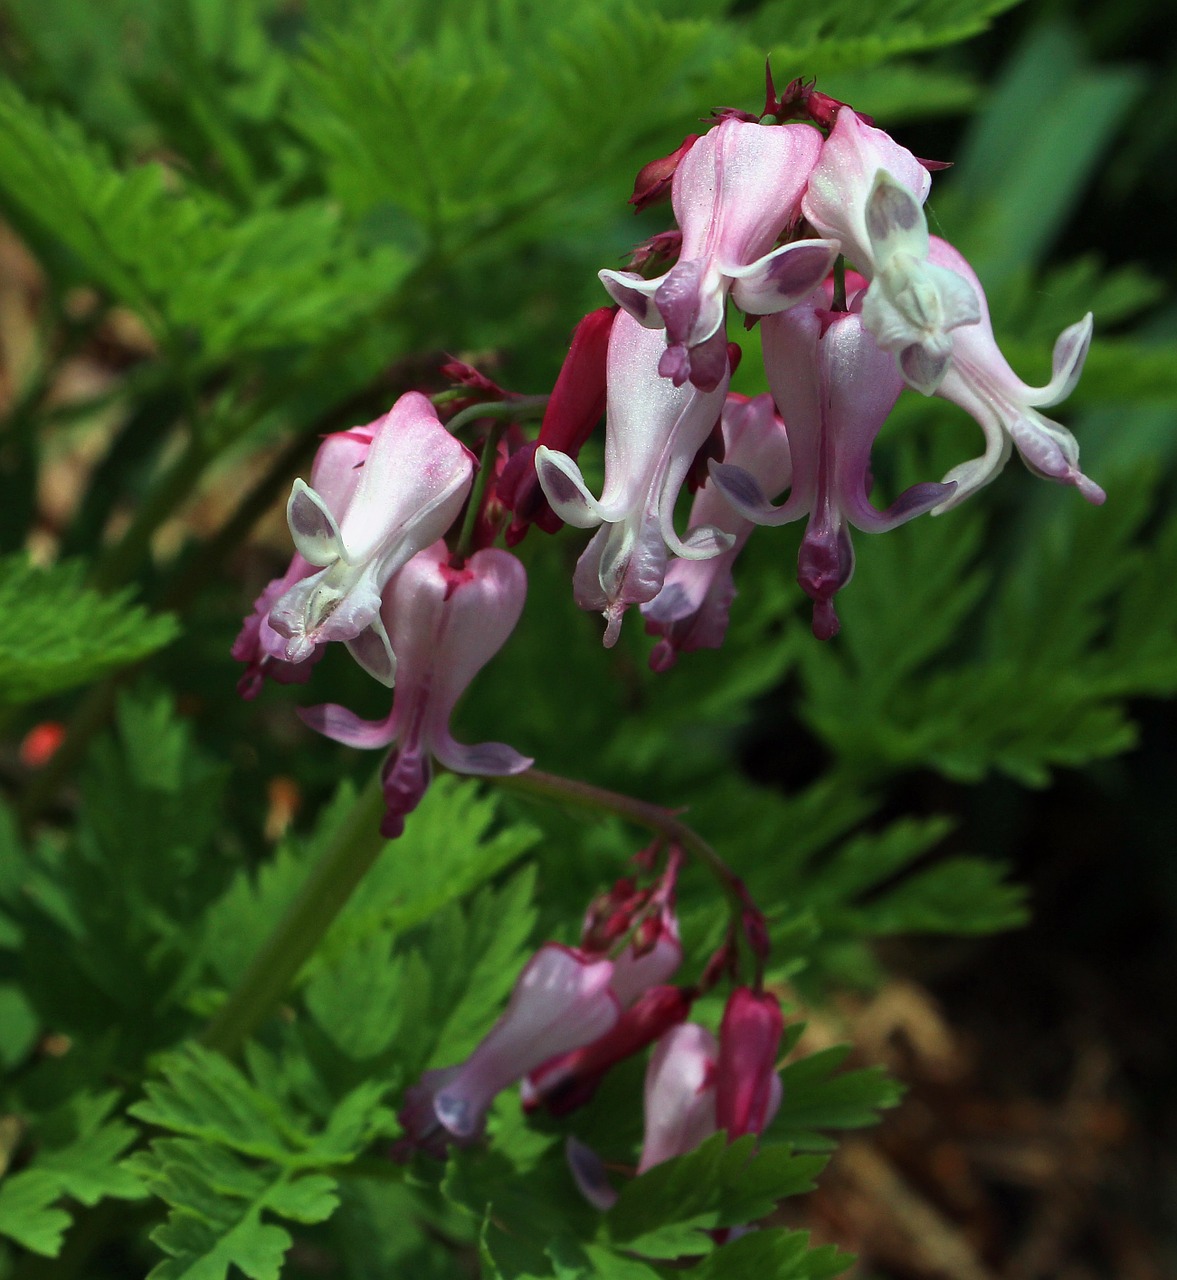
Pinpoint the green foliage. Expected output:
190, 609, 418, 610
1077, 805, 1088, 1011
0, 1093, 143, 1256
0, 556, 178, 705
0, 83, 412, 371
125, 1045, 396, 1280
0, 689, 230, 1065
0, 1, 1172, 1277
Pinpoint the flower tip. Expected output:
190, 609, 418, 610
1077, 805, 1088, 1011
811, 597, 841, 640
648, 639, 678, 673
1076, 472, 1107, 506
602, 603, 625, 648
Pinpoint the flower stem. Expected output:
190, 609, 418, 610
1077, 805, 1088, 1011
831, 256, 848, 312
200, 767, 388, 1058
444, 394, 548, 440
491, 768, 749, 923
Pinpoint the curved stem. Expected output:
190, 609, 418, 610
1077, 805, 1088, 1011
200, 767, 388, 1058
443, 394, 548, 440
491, 768, 748, 919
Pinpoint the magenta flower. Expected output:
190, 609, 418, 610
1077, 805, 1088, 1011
709, 296, 952, 639
802, 110, 980, 394
641, 393, 791, 671
232, 422, 375, 697
714, 988, 784, 1141
299, 541, 531, 837
600, 118, 838, 390
399, 944, 621, 1147
266, 392, 474, 685
927, 237, 1102, 507
535, 312, 733, 647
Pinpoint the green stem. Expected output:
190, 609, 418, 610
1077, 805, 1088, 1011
451, 420, 507, 563
831, 256, 848, 313
200, 768, 388, 1058
444, 394, 547, 440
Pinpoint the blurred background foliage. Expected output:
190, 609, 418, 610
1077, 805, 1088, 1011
0, 0, 1173, 1276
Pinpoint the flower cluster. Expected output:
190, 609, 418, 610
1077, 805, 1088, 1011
537, 83, 1100, 643
232, 392, 533, 835
232, 79, 1102, 845
394, 849, 787, 1213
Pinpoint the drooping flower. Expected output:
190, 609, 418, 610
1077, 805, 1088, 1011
714, 987, 784, 1141
535, 312, 734, 646
563, 1021, 717, 1211
709, 291, 952, 639
641, 393, 791, 671
802, 110, 980, 393
926, 237, 1102, 507
266, 392, 475, 685
398, 944, 621, 1150
523, 984, 693, 1117
638, 1023, 721, 1173
497, 307, 616, 545
299, 541, 531, 837
600, 118, 838, 390
232, 422, 375, 697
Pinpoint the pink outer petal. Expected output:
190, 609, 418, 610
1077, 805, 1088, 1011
637, 1024, 719, 1173
336, 391, 473, 563
572, 313, 730, 645
297, 701, 398, 749
801, 109, 932, 276
433, 945, 620, 1139
609, 933, 683, 1008
381, 544, 531, 777
674, 119, 823, 266
643, 394, 790, 666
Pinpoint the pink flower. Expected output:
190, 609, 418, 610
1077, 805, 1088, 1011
600, 118, 837, 390
637, 1023, 719, 1173
709, 294, 951, 639
232, 422, 375, 697
266, 393, 474, 684
399, 944, 621, 1147
927, 238, 1102, 507
523, 984, 693, 1117
299, 541, 531, 837
714, 988, 784, 1141
802, 111, 980, 394
535, 312, 734, 647
641, 393, 791, 670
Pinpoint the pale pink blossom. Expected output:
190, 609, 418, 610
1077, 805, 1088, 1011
637, 1023, 719, 1173
535, 312, 734, 646
232, 422, 374, 696
927, 237, 1101, 507
802, 111, 980, 393
399, 944, 621, 1147
641, 393, 791, 670
600, 118, 837, 390
267, 393, 474, 685
300, 541, 531, 836
709, 294, 951, 638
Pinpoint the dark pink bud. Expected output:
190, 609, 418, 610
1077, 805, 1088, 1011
524, 985, 693, 1116
715, 987, 784, 1140
497, 307, 615, 544
629, 135, 700, 212
627, 229, 683, 274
